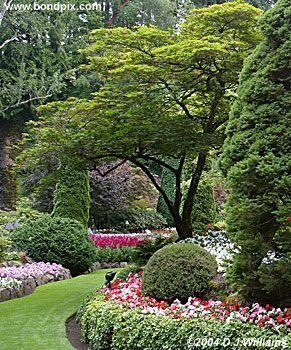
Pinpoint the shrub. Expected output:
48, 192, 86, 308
182, 178, 216, 232
220, 0, 291, 305
117, 265, 141, 281
142, 243, 217, 302
79, 298, 289, 350
95, 246, 134, 263
156, 159, 179, 226
52, 164, 90, 228
93, 208, 167, 232
11, 215, 96, 276
0, 235, 10, 263
130, 235, 176, 267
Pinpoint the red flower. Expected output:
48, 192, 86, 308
277, 315, 283, 323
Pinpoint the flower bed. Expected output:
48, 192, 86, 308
99, 274, 291, 334
0, 262, 71, 302
79, 275, 291, 350
180, 230, 236, 272
89, 233, 149, 249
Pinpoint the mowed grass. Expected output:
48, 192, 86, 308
0, 269, 119, 350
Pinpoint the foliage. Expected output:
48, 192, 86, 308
0, 198, 43, 227
181, 229, 235, 273
142, 243, 217, 302
117, 265, 141, 281
220, 0, 291, 305
94, 247, 135, 263
90, 161, 159, 219
0, 0, 104, 118
156, 159, 178, 226
20, 1, 262, 240
98, 274, 291, 333
80, 296, 290, 350
182, 177, 216, 232
0, 235, 10, 263
92, 208, 167, 232
52, 164, 90, 228
11, 215, 96, 276
129, 235, 176, 267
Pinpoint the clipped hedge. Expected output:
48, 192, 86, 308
52, 165, 90, 228
11, 215, 96, 276
79, 298, 290, 350
142, 243, 217, 302
92, 208, 167, 232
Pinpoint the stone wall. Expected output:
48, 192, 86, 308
0, 268, 71, 302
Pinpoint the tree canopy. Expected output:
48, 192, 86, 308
20, 1, 262, 239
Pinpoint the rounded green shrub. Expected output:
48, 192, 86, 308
11, 215, 96, 276
142, 243, 217, 302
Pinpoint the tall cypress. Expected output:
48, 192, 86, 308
220, 0, 291, 305
52, 163, 90, 229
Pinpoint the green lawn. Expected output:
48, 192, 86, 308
0, 269, 118, 350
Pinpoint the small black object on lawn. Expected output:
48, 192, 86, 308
105, 271, 116, 288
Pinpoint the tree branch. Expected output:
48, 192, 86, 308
129, 156, 177, 215
93, 159, 127, 177
135, 153, 178, 174
0, 35, 18, 50
174, 155, 185, 209
0, 93, 53, 114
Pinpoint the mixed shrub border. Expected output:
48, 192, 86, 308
79, 275, 291, 350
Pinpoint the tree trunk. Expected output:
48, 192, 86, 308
177, 151, 208, 240
0, 120, 17, 210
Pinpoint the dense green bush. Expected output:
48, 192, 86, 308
156, 159, 179, 226
95, 246, 134, 263
92, 208, 166, 231
0, 235, 10, 263
182, 178, 216, 232
220, 0, 291, 305
117, 265, 141, 281
142, 243, 217, 302
130, 235, 176, 267
79, 298, 288, 350
11, 215, 96, 276
52, 164, 90, 228
0, 198, 44, 227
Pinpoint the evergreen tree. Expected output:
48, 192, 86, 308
220, 0, 291, 305
52, 164, 90, 229
157, 159, 179, 226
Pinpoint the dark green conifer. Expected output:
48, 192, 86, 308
220, 0, 291, 305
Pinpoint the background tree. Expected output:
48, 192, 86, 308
0, 0, 103, 210
220, 0, 290, 305
90, 161, 159, 227
20, 1, 262, 239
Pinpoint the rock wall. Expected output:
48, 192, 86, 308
0, 269, 71, 302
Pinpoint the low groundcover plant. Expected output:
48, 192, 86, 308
79, 275, 290, 350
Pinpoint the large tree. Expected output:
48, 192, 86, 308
220, 0, 290, 304
0, 0, 104, 209
20, 1, 261, 239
